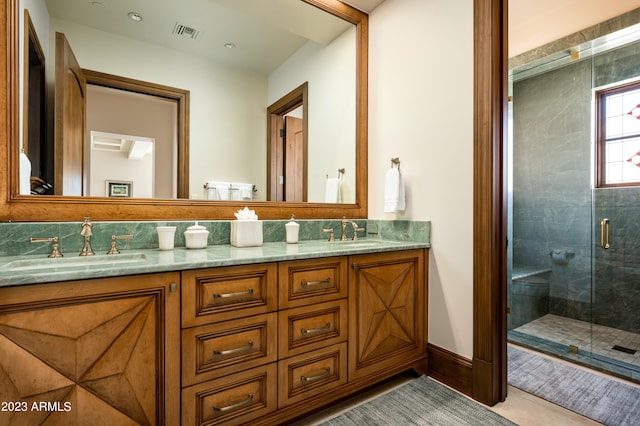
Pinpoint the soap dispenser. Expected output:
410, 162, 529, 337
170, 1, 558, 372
285, 214, 299, 244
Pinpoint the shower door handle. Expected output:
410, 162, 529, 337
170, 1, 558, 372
601, 218, 610, 249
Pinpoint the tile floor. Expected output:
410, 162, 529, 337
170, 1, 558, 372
514, 314, 640, 368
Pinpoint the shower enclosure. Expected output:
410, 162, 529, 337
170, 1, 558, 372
507, 17, 640, 383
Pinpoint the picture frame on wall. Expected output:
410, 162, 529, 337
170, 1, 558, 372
106, 180, 133, 198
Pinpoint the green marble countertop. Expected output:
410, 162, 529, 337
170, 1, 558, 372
0, 239, 430, 287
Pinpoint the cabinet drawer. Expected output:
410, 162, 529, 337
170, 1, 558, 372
182, 313, 277, 386
277, 342, 347, 409
278, 257, 347, 309
182, 363, 277, 426
182, 263, 277, 327
278, 299, 347, 358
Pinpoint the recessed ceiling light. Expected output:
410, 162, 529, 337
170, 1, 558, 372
224, 42, 236, 49
91, 2, 104, 7
128, 12, 143, 22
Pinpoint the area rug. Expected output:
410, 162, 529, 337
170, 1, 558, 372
320, 375, 516, 425
508, 345, 640, 425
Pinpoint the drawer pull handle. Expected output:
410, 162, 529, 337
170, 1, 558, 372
301, 278, 331, 288
213, 393, 254, 413
214, 288, 254, 299
301, 322, 330, 335
301, 368, 331, 383
213, 341, 254, 356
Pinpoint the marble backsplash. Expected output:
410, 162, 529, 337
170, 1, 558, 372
0, 219, 430, 258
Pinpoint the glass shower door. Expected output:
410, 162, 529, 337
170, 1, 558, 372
506, 52, 596, 365
589, 82, 640, 378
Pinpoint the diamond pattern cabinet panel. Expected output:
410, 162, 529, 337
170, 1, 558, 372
348, 249, 427, 382
0, 273, 180, 426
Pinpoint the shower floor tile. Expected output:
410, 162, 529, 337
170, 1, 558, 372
514, 314, 640, 369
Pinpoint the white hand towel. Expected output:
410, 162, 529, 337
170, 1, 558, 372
19, 151, 31, 195
216, 184, 230, 200
240, 187, 253, 200
325, 177, 342, 203
384, 167, 405, 213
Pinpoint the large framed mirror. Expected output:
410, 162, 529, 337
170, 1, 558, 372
1, 0, 368, 221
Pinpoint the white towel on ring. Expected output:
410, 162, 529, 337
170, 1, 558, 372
325, 177, 342, 203
384, 167, 405, 213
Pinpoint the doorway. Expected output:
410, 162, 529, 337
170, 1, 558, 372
85, 85, 174, 199
83, 70, 189, 198
22, 10, 47, 189
267, 82, 308, 202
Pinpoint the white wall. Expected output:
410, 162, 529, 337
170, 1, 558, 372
368, 0, 474, 358
269, 27, 357, 203
49, 18, 268, 201
90, 149, 154, 198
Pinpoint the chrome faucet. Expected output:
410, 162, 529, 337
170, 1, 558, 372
79, 217, 95, 256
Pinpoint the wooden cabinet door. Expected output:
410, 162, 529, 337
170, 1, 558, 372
348, 249, 427, 381
0, 273, 180, 426
54, 32, 86, 196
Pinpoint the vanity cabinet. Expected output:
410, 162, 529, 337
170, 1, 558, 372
0, 273, 181, 426
348, 249, 427, 381
179, 251, 427, 425
0, 247, 427, 425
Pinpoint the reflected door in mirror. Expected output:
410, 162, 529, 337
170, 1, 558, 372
54, 32, 85, 196
285, 116, 304, 202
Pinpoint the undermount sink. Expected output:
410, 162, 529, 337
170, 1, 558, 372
330, 240, 397, 249
0, 253, 148, 272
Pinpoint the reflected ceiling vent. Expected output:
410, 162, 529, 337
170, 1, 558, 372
173, 22, 200, 40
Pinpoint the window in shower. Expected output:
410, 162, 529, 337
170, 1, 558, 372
596, 80, 640, 187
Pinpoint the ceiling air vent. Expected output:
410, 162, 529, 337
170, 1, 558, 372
173, 22, 200, 40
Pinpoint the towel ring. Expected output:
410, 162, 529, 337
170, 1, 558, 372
391, 157, 400, 169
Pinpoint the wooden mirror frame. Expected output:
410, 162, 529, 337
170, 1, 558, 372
0, 0, 368, 222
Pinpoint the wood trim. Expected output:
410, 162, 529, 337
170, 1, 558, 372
595, 80, 640, 188
427, 343, 473, 397
472, 0, 508, 405
1, 0, 368, 222
5, 0, 18, 204
82, 69, 190, 198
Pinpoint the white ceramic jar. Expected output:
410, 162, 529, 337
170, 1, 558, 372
184, 222, 209, 249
